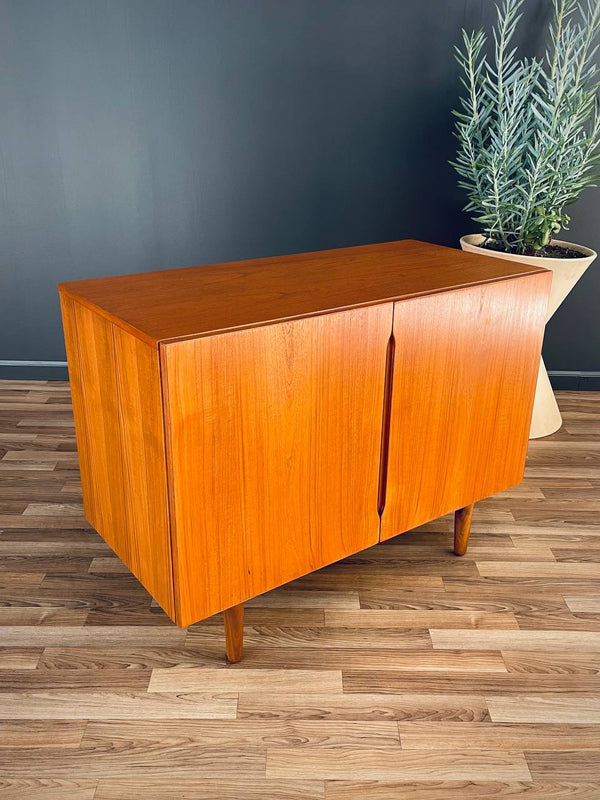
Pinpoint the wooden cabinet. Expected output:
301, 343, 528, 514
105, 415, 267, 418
59, 239, 551, 660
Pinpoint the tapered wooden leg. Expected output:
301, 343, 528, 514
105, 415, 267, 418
454, 503, 474, 556
223, 603, 244, 663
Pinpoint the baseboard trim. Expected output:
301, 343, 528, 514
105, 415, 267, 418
548, 370, 600, 378
0, 362, 598, 388
1, 363, 597, 374
0, 360, 68, 368
0, 361, 69, 381
547, 370, 600, 391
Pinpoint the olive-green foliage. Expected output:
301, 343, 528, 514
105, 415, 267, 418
452, 0, 600, 253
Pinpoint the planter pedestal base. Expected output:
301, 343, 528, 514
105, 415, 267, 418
530, 357, 562, 439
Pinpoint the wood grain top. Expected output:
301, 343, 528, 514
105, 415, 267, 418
58, 239, 548, 346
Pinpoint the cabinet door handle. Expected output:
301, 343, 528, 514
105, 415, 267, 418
377, 332, 395, 517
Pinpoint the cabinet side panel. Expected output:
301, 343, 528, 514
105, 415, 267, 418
70, 303, 130, 561
60, 299, 175, 619
381, 272, 551, 540
112, 327, 175, 620
59, 293, 98, 528
163, 305, 392, 625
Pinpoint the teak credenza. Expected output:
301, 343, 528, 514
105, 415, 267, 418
59, 240, 551, 662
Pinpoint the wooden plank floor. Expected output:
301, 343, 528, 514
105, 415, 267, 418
0, 381, 599, 799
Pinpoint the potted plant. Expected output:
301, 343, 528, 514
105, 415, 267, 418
452, 0, 599, 438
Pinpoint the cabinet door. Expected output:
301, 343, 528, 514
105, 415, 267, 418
380, 274, 550, 540
162, 304, 393, 625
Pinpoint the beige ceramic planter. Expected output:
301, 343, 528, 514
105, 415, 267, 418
460, 233, 596, 439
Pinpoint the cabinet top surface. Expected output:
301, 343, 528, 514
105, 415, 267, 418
59, 239, 548, 346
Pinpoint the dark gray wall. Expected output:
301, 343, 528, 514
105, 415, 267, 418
1, 0, 598, 379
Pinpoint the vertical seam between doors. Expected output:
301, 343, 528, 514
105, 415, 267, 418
377, 304, 396, 530
157, 342, 182, 625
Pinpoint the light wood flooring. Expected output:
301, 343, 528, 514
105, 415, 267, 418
0, 381, 599, 798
